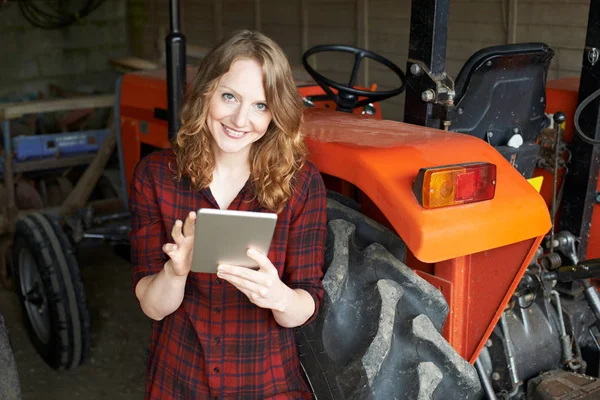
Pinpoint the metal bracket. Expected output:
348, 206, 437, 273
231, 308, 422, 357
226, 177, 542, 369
407, 60, 456, 129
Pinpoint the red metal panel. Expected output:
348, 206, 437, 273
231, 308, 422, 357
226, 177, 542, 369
420, 238, 542, 363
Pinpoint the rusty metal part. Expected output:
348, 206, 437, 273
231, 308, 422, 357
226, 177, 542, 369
540, 252, 563, 270
0, 238, 13, 290
60, 134, 116, 217
15, 180, 44, 210
527, 370, 600, 399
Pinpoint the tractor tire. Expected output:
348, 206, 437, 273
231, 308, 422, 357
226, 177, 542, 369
12, 212, 90, 370
297, 198, 482, 400
0, 313, 21, 400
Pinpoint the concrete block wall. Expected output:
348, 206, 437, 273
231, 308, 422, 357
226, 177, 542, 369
129, 0, 591, 121
0, 0, 129, 102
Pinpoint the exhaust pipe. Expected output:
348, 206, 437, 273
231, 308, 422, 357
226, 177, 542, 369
166, 0, 186, 140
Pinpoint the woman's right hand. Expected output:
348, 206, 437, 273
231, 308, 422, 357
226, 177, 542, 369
162, 211, 196, 276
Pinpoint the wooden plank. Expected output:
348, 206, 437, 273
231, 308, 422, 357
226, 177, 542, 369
214, 0, 223, 41
0, 94, 115, 120
60, 134, 117, 216
255, 0, 262, 30
357, 0, 369, 86
12, 154, 97, 174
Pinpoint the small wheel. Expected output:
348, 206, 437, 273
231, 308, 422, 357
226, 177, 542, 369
0, 313, 22, 400
12, 212, 90, 370
296, 198, 482, 400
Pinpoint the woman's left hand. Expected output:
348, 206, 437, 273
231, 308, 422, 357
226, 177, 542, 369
217, 248, 292, 312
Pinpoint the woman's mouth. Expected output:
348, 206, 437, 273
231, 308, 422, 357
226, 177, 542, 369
222, 124, 247, 139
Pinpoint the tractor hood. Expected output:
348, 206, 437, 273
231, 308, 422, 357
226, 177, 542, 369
302, 108, 552, 263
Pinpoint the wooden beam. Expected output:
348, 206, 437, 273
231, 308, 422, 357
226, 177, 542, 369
0, 95, 114, 120
301, 0, 312, 68
255, 0, 262, 31
60, 134, 117, 217
357, 0, 369, 86
214, 0, 223, 41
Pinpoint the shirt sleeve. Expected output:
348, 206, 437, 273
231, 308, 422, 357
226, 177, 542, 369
129, 157, 167, 291
282, 164, 327, 326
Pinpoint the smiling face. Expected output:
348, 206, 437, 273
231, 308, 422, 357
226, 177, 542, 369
206, 58, 273, 160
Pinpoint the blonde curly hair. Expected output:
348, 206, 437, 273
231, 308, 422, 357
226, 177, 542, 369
172, 30, 307, 213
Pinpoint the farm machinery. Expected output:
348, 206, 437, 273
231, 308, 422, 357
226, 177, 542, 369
3, 0, 600, 399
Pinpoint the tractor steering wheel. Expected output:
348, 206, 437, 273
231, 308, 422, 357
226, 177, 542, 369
302, 44, 406, 112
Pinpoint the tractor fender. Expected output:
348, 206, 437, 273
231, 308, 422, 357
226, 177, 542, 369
303, 108, 551, 263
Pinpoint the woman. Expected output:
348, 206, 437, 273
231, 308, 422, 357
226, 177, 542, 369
129, 30, 327, 399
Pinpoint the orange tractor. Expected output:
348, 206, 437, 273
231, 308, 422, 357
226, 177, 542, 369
5, 0, 600, 399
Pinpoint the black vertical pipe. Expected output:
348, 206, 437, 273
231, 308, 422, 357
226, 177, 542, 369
560, 1, 600, 261
166, 0, 187, 140
403, 0, 450, 127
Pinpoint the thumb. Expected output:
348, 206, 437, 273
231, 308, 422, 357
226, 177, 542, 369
247, 248, 276, 273
163, 243, 178, 254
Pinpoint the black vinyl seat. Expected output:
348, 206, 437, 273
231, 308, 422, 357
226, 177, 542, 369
450, 43, 555, 178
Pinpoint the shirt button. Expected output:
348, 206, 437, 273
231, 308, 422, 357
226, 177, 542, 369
214, 367, 220, 373
214, 336, 221, 344
215, 277, 222, 284
215, 307, 221, 314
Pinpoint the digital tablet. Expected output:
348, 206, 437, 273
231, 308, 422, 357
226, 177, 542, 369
190, 208, 278, 274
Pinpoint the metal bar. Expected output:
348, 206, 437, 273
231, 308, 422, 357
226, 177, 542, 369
166, 0, 186, 141
560, 1, 600, 261
474, 358, 498, 400
403, 0, 450, 127
114, 77, 129, 208
0, 95, 114, 120
2, 120, 16, 229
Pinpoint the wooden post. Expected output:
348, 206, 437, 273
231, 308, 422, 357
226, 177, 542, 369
214, 0, 223, 41
301, 0, 312, 68
357, 0, 369, 87
255, 0, 262, 31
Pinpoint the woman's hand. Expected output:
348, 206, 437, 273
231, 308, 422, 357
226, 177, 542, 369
217, 248, 293, 312
162, 211, 196, 276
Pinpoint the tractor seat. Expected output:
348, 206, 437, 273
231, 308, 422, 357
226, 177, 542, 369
450, 42, 555, 178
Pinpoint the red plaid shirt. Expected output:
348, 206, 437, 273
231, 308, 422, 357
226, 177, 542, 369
129, 149, 326, 399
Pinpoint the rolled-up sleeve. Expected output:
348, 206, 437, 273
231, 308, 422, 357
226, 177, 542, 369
282, 164, 327, 326
129, 158, 167, 290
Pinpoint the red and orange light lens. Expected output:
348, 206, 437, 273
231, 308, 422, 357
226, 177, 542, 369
413, 162, 496, 209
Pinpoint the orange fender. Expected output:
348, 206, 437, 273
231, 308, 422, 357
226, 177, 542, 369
303, 108, 552, 263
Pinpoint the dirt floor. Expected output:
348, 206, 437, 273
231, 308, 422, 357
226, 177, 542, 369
0, 242, 150, 400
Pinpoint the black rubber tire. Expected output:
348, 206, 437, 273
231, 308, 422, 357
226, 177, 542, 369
0, 313, 21, 400
297, 198, 482, 400
12, 213, 90, 370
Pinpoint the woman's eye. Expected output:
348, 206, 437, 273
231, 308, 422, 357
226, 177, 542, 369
256, 103, 268, 111
222, 93, 235, 101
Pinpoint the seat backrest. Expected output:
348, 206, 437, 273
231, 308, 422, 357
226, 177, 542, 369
450, 43, 555, 146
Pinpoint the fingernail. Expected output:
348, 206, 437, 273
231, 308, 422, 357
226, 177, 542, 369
247, 248, 256, 255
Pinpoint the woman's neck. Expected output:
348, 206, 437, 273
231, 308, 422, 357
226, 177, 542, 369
213, 146, 251, 179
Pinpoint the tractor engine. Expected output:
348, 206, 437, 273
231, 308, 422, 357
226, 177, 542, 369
478, 235, 600, 399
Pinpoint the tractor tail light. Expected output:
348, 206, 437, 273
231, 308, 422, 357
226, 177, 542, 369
413, 162, 497, 209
